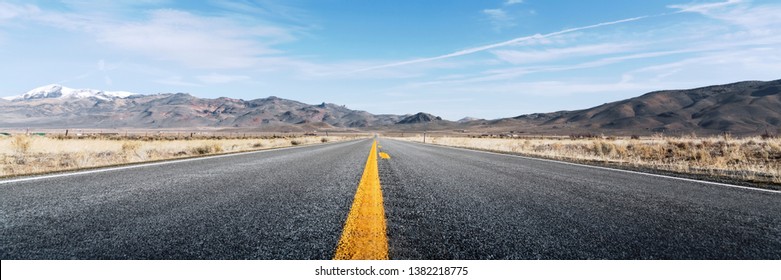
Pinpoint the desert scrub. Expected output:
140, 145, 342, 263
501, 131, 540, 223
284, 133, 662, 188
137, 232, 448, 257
12, 135, 32, 155
121, 141, 141, 153
0, 135, 363, 178
121, 141, 142, 159
191, 144, 214, 155
392, 135, 781, 185
211, 143, 223, 153
8, 135, 33, 165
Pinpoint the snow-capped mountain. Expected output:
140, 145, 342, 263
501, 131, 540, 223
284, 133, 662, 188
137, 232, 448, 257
2, 84, 140, 101
0, 84, 416, 129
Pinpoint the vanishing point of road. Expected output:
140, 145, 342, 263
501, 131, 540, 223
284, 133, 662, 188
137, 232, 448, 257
1, 138, 780, 259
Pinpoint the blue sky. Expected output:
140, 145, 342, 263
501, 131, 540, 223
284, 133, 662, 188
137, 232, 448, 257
1, 0, 780, 120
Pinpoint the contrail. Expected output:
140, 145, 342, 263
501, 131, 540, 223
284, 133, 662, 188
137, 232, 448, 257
350, 0, 744, 73
352, 15, 653, 73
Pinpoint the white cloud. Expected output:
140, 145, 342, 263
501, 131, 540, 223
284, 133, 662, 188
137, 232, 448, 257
196, 73, 251, 84
155, 76, 202, 87
353, 15, 651, 72
482, 0, 527, 32
456, 80, 649, 96
483, 8, 508, 19
4, 3, 296, 70
491, 43, 636, 64
0, 2, 39, 20
671, 1, 781, 37
412, 37, 779, 88
3, 0, 779, 120
668, 0, 742, 14
483, 8, 515, 30
629, 47, 781, 82
97, 9, 293, 69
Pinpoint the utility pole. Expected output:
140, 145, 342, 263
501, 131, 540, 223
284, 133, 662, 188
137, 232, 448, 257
423, 131, 426, 143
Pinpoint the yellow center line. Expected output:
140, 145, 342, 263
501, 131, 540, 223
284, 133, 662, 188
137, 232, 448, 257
333, 140, 389, 260
379, 152, 390, 159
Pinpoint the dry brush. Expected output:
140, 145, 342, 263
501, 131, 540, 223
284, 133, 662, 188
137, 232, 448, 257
394, 135, 781, 185
0, 135, 361, 177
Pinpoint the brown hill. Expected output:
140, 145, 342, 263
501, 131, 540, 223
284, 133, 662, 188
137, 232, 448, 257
2, 79, 779, 136
404, 79, 781, 136
397, 112, 443, 124
533, 79, 781, 135
0, 91, 407, 130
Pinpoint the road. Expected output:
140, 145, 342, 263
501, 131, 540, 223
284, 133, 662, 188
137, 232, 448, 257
377, 139, 781, 259
2, 138, 780, 259
1, 140, 368, 259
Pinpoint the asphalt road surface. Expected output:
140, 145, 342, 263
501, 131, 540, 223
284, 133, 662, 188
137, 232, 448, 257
2, 138, 780, 259
377, 139, 781, 259
1, 140, 368, 259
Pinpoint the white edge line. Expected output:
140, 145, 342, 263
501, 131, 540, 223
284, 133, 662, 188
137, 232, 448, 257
0, 138, 367, 185
400, 139, 781, 195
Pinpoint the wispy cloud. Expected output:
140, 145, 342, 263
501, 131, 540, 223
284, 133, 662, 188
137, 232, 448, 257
210, 0, 313, 26
482, 0, 529, 32
56, 71, 93, 85
97, 59, 115, 86
668, 0, 742, 13
353, 15, 654, 73
98, 9, 293, 69
0, 2, 39, 21
196, 73, 251, 84
483, 8, 515, 31
628, 47, 781, 81
491, 43, 636, 64
452, 80, 650, 97
3, 3, 296, 70
671, 0, 781, 35
155, 76, 202, 87
2, 0, 780, 120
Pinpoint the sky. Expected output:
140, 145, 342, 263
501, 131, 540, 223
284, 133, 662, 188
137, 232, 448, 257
1, 0, 780, 120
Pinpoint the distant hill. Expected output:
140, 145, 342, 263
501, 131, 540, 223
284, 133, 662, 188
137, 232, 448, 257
2, 80, 779, 135
0, 84, 411, 130
457, 117, 483, 123
430, 79, 780, 136
534, 79, 781, 135
397, 112, 442, 124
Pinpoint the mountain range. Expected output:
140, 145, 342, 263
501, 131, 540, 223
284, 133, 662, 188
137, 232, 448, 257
0, 84, 418, 131
1, 80, 779, 135
495, 79, 781, 136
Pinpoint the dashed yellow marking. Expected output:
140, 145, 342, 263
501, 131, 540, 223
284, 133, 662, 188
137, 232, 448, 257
333, 140, 388, 260
379, 152, 390, 159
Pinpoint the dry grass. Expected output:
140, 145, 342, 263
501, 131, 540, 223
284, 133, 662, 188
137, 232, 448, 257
0, 135, 362, 177
393, 135, 781, 185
